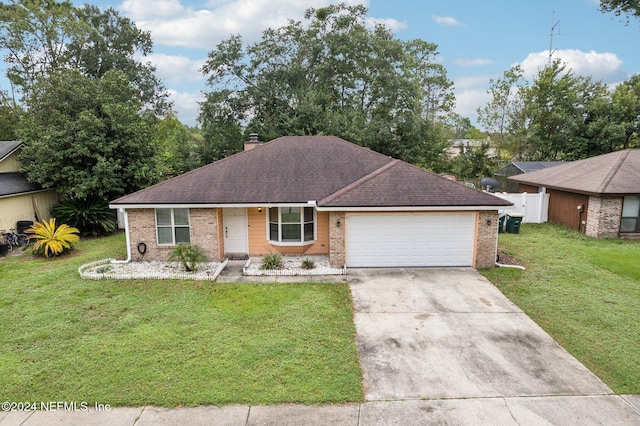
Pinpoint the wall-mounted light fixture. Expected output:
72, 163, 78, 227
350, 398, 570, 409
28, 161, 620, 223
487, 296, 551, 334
486, 219, 492, 226
258, 207, 263, 213
336, 219, 341, 227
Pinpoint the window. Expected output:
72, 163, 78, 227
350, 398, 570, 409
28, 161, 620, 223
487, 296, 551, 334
621, 197, 640, 233
156, 208, 190, 245
268, 207, 315, 244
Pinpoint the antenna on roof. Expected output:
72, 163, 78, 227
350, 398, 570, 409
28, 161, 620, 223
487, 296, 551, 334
548, 10, 561, 63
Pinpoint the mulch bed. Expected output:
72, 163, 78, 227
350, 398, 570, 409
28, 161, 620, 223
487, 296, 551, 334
496, 250, 526, 267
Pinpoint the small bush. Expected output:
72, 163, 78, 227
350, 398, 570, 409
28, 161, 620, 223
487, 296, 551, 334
301, 258, 316, 270
260, 251, 283, 270
168, 243, 208, 272
27, 218, 80, 258
51, 196, 117, 237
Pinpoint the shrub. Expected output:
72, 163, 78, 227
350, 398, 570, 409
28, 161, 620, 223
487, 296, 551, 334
167, 243, 208, 272
51, 196, 117, 237
301, 258, 316, 270
260, 251, 282, 270
27, 218, 80, 258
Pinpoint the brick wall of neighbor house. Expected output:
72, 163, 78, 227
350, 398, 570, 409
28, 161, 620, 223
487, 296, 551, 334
585, 196, 622, 238
329, 211, 346, 267
476, 211, 499, 268
126, 208, 221, 262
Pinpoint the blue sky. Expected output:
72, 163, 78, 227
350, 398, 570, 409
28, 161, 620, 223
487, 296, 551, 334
55, 1, 640, 127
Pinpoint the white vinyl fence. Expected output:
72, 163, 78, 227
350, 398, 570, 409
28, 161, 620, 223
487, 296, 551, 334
493, 192, 549, 223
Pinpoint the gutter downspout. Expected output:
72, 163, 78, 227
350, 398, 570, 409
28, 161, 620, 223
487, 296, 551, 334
494, 215, 526, 270
111, 208, 131, 264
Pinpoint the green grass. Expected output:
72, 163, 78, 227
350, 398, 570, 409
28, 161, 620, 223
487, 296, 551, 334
481, 223, 640, 394
0, 233, 363, 406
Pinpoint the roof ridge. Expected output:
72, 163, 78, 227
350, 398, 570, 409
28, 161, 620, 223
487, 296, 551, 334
0, 141, 24, 163
319, 159, 398, 205
598, 149, 629, 194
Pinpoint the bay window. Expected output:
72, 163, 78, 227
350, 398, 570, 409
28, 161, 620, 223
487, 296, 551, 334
268, 207, 315, 244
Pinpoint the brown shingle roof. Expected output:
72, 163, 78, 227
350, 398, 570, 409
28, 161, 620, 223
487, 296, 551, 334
111, 136, 511, 208
509, 149, 640, 196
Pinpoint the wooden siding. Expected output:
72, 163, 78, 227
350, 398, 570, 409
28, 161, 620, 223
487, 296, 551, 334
547, 189, 589, 232
247, 208, 330, 256
518, 183, 539, 194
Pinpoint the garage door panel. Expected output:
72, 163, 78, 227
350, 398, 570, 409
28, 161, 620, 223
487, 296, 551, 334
346, 213, 475, 267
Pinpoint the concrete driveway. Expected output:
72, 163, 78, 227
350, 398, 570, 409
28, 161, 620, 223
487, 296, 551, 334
349, 268, 640, 424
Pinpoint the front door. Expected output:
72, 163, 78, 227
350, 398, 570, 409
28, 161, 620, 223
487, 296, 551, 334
223, 208, 248, 254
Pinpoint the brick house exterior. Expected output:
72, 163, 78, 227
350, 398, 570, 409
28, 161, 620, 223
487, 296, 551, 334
112, 136, 512, 268
510, 150, 640, 239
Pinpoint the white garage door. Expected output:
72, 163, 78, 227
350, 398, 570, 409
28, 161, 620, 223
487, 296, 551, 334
346, 213, 476, 267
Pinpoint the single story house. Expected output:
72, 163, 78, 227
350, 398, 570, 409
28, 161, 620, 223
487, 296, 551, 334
493, 161, 565, 193
110, 136, 513, 268
509, 149, 640, 238
0, 141, 59, 231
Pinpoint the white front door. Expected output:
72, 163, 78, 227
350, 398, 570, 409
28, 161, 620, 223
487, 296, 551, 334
223, 208, 248, 254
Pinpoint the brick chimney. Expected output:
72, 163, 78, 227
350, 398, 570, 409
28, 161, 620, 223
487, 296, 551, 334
244, 133, 261, 151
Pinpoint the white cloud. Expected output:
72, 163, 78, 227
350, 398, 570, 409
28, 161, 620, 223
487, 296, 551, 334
454, 74, 494, 90
432, 15, 462, 26
518, 49, 625, 82
366, 17, 407, 32
147, 53, 206, 83
167, 89, 206, 127
454, 88, 490, 125
455, 58, 494, 67
120, 0, 185, 20
121, 0, 373, 49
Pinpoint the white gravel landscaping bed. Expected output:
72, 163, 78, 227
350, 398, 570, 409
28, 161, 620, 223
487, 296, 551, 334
79, 258, 227, 281
243, 255, 346, 276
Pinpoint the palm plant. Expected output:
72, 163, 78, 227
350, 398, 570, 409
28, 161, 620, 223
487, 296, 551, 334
167, 243, 208, 272
27, 218, 80, 258
51, 197, 117, 237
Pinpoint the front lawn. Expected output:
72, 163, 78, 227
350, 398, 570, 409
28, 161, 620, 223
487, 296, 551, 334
0, 234, 363, 406
481, 223, 640, 394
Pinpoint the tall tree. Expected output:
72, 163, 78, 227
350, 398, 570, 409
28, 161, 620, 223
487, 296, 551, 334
477, 65, 526, 159
520, 60, 596, 160
18, 69, 161, 200
199, 4, 453, 165
0, 0, 169, 112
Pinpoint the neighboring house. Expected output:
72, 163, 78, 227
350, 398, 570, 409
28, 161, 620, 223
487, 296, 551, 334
110, 136, 512, 268
509, 149, 640, 238
0, 141, 59, 232
493, 161, 565, 193
447, 138, 497, 158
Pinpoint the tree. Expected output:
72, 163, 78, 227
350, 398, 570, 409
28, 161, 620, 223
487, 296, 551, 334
0, 0, 169, 112
199, 4, 453, 166
600, 0, 640, 22
477, 65, 526, 159
18, 69, 161, 200
153, 114, 203, 177
520, 60, 615, 160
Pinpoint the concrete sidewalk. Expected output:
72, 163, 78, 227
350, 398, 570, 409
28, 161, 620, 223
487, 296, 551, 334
1, 396, 639, 425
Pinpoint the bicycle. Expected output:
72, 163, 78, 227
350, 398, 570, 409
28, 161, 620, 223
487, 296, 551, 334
3, 228, 31, 251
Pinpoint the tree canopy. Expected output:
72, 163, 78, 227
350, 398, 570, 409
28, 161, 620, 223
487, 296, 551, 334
600, 0, 640, 21
0, 0, 169, 113
199, 3, 453, 166
0, 0, 172, 201
18, 69, 161, 200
